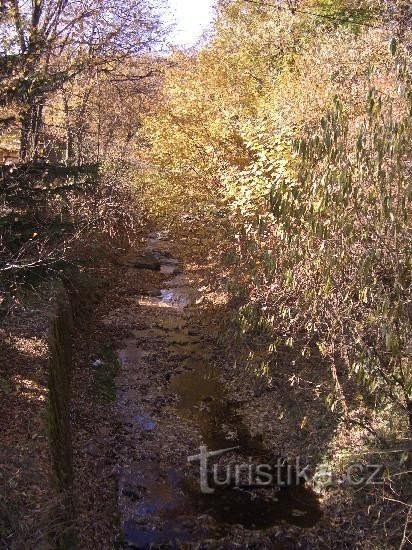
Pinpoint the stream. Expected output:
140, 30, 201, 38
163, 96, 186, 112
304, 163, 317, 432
116, 233, 321, 548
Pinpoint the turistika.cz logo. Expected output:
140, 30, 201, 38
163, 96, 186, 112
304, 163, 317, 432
187, 445, 384, 494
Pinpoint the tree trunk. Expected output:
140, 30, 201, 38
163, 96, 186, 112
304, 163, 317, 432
63, 99, 75, 165
407, 400, 412, 471
20, 100, 44, 162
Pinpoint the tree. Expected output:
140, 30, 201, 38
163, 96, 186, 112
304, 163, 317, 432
0, 0, 164, 161
143, 0, 412, 441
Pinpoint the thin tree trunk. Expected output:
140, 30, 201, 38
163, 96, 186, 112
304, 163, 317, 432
20, 100, 44, 162
407, 400, 412, 471
63, 97, 74, 165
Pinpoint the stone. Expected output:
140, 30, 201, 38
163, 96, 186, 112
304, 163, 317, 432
121, 251, 162, 271
132, 252, 161, 270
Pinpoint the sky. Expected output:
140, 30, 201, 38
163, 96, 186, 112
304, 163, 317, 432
167, 0, 216, 47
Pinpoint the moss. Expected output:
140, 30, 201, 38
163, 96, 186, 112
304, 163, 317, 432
47, 283, 76, 548
93, 345, 120, 404
48, 285, 73, 489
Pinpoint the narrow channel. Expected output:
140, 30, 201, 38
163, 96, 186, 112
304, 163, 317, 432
116, 233, 321, 548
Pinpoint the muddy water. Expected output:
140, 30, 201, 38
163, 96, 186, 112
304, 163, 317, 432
117, 233, 321, 548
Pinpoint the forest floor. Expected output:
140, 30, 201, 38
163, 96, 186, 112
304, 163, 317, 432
1, 221, 408, 549
0, 288, 60, 549
71, 221, 408, 549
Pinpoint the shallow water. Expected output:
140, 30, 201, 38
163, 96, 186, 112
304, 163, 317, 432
118, 233, 321, 547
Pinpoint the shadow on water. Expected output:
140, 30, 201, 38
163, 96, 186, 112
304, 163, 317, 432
170, 363, 321, 529
119, 233, 322, 548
